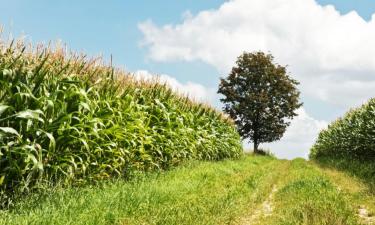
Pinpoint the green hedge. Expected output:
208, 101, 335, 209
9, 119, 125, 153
0, 40, 242, 198
310, 98, 375, 160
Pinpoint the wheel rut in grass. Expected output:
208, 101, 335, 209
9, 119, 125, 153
239, 161, 290, 225
243, 185, 278, 224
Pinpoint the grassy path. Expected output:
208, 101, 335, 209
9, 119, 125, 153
1, 155, 374, 225
239, 161, 290, 224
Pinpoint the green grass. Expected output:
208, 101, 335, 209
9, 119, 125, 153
0, 155, 281, 225
258, 159, 358, 225
315, 157, 375, 193
2, 155, 374, 225
315, 161, 375, 224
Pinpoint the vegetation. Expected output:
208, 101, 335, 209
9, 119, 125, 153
310, 98, 375, 192
2, 155, 372, 225
315, 157, 375, 193
218, 52, 302, 153
0, 39, 242, 203
0, 155, 278, 225
310, 98, 375, 160
259, 159, 358, 225
1, 31, 373, 225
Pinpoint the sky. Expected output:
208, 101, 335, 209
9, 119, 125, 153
1, 0, 374, 159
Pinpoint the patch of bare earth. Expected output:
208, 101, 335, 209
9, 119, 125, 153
358, 205, 375, 224
240, 185, 277, 225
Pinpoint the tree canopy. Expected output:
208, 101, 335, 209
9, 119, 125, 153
218, 52, 302, 153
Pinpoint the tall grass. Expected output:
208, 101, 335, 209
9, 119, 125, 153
0, 38, 242, 204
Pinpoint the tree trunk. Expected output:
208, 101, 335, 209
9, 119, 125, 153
253, 139, 259, 154
253, 117, 260, 154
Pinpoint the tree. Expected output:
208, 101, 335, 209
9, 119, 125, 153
218, 52, 302, 153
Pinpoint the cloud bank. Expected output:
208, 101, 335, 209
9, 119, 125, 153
139, 0, 375, 109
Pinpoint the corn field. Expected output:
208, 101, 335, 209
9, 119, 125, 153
0, 38, 242, 202
310, 98, 375, 160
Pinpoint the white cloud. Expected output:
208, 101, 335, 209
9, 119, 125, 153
260, 108, 327, 159
134, 70, 216, 103
139, 0, 375, 109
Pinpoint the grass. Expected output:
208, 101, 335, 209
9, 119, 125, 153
258, 159, 358, 225
0, 155, 282, 225
316, 162, 375, 223
314, 158, 375, 224
1, 155, 374, 225
315, 157, 375, 193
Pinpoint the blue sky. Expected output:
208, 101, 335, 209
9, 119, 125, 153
1, 0, 374, 158
0, 1, 224, 85
2, 0, 373, 87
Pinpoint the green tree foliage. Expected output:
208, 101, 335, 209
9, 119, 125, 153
218, 52, 302, 153
0, 39, 242, 203
310, 98, 375, 160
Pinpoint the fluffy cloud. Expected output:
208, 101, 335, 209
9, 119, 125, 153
134, 70, 216, 103
260, 108, 327, 159
139, 0, 375, 109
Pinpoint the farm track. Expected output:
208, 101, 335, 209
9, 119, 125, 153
239, 161, 291, 225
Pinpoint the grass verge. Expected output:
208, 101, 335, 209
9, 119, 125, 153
315, 160, 375, 224
0, 155, 284, 225
315, 157, 375, 193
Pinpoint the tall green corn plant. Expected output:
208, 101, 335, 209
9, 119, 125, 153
0, 38, 243, 205
310, 98, 375, 160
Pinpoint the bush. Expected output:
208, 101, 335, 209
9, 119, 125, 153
0, 39, 242, 200
310, 98, 375, 160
